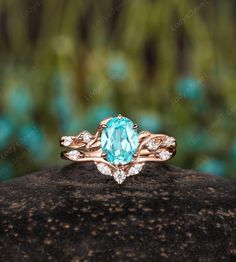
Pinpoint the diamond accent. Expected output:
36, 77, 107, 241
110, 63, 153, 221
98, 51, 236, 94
67, 150, 81, 160
79, 131, 92, 143
146, 139, 159, 151
96, 163, 112, 176
139, 131, 151, 136
62, 136, 73, 147
128, 163, 145, 176
159, 150, 172, 160
163, 137, 175, 147
113, 170, 126, 184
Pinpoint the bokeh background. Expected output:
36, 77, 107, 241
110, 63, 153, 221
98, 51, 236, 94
0, 0, 236, 181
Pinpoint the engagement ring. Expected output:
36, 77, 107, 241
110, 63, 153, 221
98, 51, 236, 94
60, 114, 176, 184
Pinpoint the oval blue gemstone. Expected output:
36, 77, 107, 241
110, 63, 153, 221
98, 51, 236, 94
101, 117, 138, 165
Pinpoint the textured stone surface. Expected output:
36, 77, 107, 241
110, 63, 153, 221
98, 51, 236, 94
0, 163, 236, 261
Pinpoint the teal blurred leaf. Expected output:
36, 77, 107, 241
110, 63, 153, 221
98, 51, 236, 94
107, 57, 128, 81
6, 87, 33, 117
17, 124, 50, 162
197, 159, 226, 176
176, 77, 204, 100
0, 116, 14, 149
139, 113, 161, 133
0, 162, 14, 181
85, 106, 117, 130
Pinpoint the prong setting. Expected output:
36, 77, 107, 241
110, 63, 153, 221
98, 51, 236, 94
133, 153, 138, 159
101, 152, 107, 158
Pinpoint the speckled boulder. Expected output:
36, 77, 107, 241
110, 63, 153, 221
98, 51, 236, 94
0, 163, 236, 261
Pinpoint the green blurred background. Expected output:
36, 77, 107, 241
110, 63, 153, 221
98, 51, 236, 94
0, 0, 236, 181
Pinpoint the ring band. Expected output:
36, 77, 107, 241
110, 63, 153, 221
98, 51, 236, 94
60, 114, 176, 184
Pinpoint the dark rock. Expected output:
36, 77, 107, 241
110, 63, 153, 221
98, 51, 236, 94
0, 163, 236, 262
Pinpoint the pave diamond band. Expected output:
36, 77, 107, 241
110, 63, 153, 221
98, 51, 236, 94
60, 114, 176, 184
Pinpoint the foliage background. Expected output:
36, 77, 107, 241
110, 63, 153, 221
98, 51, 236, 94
0, 0, 236, 181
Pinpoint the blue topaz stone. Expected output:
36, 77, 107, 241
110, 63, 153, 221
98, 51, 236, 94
101, 116, 138, 165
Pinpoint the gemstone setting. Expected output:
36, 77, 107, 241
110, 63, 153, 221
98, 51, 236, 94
62, 136, 73, 147
66, 150, 81, 160
96, 163, 112, 176
163, 137, 175, 147
128, 163, 145, 176
80, 131, 92, 143
113, 170, 126, 184
101, 117, 138, 165
146, 139, 159, 151
158, 150, 172, 160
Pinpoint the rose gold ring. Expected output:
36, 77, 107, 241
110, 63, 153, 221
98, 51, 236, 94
60, 114, 176, 184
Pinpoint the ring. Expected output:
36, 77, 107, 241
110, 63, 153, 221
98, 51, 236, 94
60, 114, 176, 184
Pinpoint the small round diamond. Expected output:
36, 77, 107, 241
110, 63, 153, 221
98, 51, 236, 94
159, 150, 172, 160
62, 136, 73, 147
96, 163, 112, 176
67, 150, 81, 160
81, 131, 92, 143
146, 139, 159, 151
113, 170, 126, 184
128, 163, 145, 176
164, 137, 175, 147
